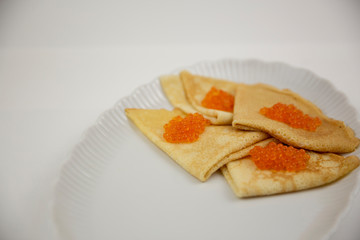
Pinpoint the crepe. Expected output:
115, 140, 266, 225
159, 75, 198, 115
125, 108, 269, 181
221, 148, 360, 198
160, 70, 238, 125
232, 83, 360, 153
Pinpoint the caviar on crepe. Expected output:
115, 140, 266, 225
260, 103, 321, 131
201, 87, 234, 112
163, 113, 210, 143
249, 142, 310, 171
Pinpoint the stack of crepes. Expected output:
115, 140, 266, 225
125, 70, 360, 198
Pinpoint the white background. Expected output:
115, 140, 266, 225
0, 0, 360, 239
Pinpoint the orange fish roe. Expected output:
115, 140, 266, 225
163, 113, 210, 143
260, 103, 321, 131
201, 87, 234, 112
249, 142, 310, 171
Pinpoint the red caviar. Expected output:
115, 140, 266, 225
201, 87, 234, 112
163, 113, 210, 143
260, 103, 321, 131
249, 142, 310, 171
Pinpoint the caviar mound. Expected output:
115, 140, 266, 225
249, 142, 310, 171
201, 87, 235, 112
163, 113, 211, 143
260, 103, 321, 131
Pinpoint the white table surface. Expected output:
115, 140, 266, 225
1, 1, 360, 240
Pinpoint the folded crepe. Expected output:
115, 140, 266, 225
159, 75, 198, 115
232, 83, 360, 153
125, 108, 269, 181
160, 70, 238, 125
221, 147, 360, 198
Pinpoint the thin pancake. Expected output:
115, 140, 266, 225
221, 150, 360, 198
125, 108, 269, 181
159, 75, 198, 115
232, 83, 360, 153
160, 71, 238, 125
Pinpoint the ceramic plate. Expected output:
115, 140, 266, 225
53, 59, 360, 240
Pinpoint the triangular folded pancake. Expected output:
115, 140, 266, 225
160, 71, 238, 125
232, 83, 360, 153
221, 149, 360, 198
159, 75, 198, 115
125, 108, 269, 181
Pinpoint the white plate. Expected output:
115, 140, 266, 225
53, 59, 360, 240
